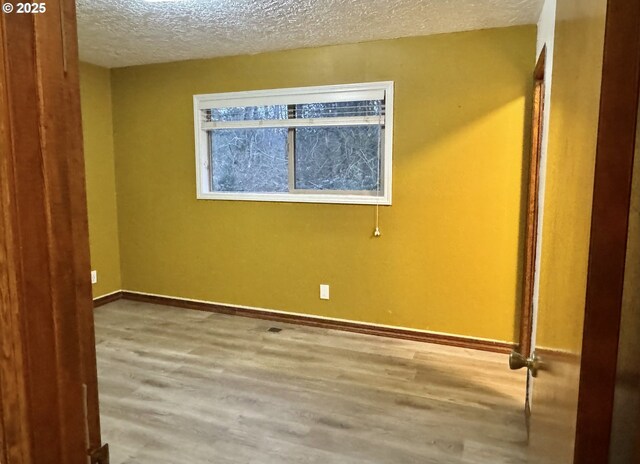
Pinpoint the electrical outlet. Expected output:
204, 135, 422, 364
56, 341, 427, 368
91, 270, 98, 285
320, 284, 330, 300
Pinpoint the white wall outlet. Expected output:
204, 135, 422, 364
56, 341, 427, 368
91, 270, 98, 285
320, 284, 330, 300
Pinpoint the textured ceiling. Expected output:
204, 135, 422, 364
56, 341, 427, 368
76, 0, 544, 68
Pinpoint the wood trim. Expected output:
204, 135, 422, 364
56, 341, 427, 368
118, 291, 515, 354
517, 46, 546, 357
2, 12, 66, 463
0, 2, 103, 462
56, 0, 103, 452
93, 291, 123, 308
534, 45, 546, 81
574, 0, 640, 461
0, 15, 34, 463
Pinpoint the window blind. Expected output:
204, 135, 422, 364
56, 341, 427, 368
198, 86, 387, 130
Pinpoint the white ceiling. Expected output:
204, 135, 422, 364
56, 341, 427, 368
76, 0, 544, 68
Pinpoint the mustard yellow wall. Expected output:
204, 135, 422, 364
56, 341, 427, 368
80, 62, 122, 298
535, 0, 606, 353
111, 26, 536, 342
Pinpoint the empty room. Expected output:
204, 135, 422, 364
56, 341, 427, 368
2, 0, 640, 463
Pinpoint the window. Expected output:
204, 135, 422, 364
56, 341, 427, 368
193, 82, 393, 205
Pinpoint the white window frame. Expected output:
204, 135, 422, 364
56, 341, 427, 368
193, 81, 394, 205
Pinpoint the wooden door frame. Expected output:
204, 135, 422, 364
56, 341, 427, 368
0, 1, 104, 463
517, 46, 547, 360
574, 0, 640, 461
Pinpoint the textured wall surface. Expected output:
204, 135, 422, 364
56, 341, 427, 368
79, 62, 122, 298
77, 0, 543, 67
110, 27, 536, 342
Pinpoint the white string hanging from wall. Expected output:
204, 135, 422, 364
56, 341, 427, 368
373, 123, 384, 238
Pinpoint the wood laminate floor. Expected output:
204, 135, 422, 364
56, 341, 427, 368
95, 300, 530, 464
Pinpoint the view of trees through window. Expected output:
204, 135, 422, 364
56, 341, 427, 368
210, 128, 289, 192
208, 101, 383, 193
295, 126, 380, 191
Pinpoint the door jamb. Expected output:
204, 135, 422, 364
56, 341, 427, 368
518, 45, 547, 361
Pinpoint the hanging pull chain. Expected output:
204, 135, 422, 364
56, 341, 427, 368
373, 121, 384, 238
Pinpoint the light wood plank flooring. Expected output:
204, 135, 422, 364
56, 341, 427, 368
95, 299, 529, 464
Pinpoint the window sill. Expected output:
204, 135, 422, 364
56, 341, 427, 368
196, 191, 392, 205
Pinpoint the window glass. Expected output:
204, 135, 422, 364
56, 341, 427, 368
294, 126, 381, 191
210, 128, 289, 192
